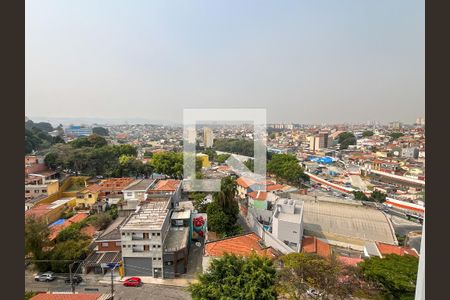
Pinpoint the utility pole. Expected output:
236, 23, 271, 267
111, 268, 114, 300
69, 262, 75, 293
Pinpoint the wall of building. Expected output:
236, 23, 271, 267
97, 241, 121, 252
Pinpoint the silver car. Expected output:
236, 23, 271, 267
34, 272, 56, 282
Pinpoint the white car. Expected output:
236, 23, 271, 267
34, 272, 56, 282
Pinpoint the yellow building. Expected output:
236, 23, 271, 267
196, 153, 211, 168
75, 184, 101, 208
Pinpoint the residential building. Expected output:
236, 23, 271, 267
271, 199, 304, 252
364, 241, 419, 258
25, 179, 59, 202
203, 232, 278, 272
65, 125, 93, 137
203, 127, 214, 148
120, 199, 171, 278
84, 216, 127, 274
123, 179, 155, 202
196, 153, 211, 168
146, 179, 182, 205
25, 197, 76, 224
75, 184, 101, 209
48, 213, 90, 241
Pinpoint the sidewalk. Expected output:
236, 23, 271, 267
98, 275, 197, 287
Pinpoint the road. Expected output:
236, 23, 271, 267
26, 274, 191, 300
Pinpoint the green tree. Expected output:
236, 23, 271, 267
216, 153, 231, 164
359, 254, 419, 299
338, 132, 356, 150
389, 132, 404, 140
90, 213, 112, 230
353, 191, 369, 201
25, 217, 50, 258
278, 253, 361, 300
189, 253, 277, 300
370, 190, 387, 203
362, 130, 374, 137
244, 159, 254, 172
202, 149, 217, 162
207, 177, 239, 236
192, 192, 208, 212
267, 154, 306, 186
92, 126, 109, 136
213, 138, 254, 157
70, 134, 108, 148
50, 239, 90, 273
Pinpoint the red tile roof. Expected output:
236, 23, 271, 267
30, 293, 102, 300
99, 178, 134, 191
301, 236, 331, 257
25, 204, 51, 219
266, 184, 284, 191
149, 179, 181, 192
205, 233, 277, 258
337, 256, 364, 266
236, 177, 256, 188
49, 213, 89, 241
375, 242, 419, 257
81, 224, 97, 238
248, 191, 268, 200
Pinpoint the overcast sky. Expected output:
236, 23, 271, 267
26, 0, 424, 124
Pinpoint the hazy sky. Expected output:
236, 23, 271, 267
26, 0, 424, 124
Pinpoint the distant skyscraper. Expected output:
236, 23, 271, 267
186, 128, 196, 144
204, 127, 214, 148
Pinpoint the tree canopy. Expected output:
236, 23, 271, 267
278, 253, 363, 300
213, 138, 254, 157
389, 132, 404, 140
267, 154, 308, 186
206, 177, 240, 236
44, 139, 149, 177
358, 254, 419, 299
92, 126, 109, 136
189, 253, 277, 300
362, 130, 374, 137
338, 132, 356, 150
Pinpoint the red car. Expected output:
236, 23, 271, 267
123, 277, 142, 287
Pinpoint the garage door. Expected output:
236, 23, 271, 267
123, 257, 152, 276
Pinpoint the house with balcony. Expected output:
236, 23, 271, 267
120, 198, 172, 278
84, 216, 127, 274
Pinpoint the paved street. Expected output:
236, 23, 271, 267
25, 275, 191, 300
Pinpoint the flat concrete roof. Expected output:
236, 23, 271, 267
301, 200, 396, 245
164, 227, 189, 252
171, 210, 191, 220
124, 179, 155, 191
121, 200, 169, 231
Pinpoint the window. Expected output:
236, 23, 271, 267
158, 258, 161, 261
88, 194, 92, 198
143, 233, 149, 240
152, 245, 156, 248
25, 190, 30, 193
122, 232, 125, 236
153, 257, 157, 260
102, 243, 109, 247
157, 233, 161, 236
122, 245, 126, 248
126, 192, 133, 197
144, 245, 150, 251
157, 245, 161, 248
41, 189, 47, 193
152, 233, 156, 236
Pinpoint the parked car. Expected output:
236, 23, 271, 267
64, 275, 83, 284
34, 272, 56, 282
123, 277, 142, 287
